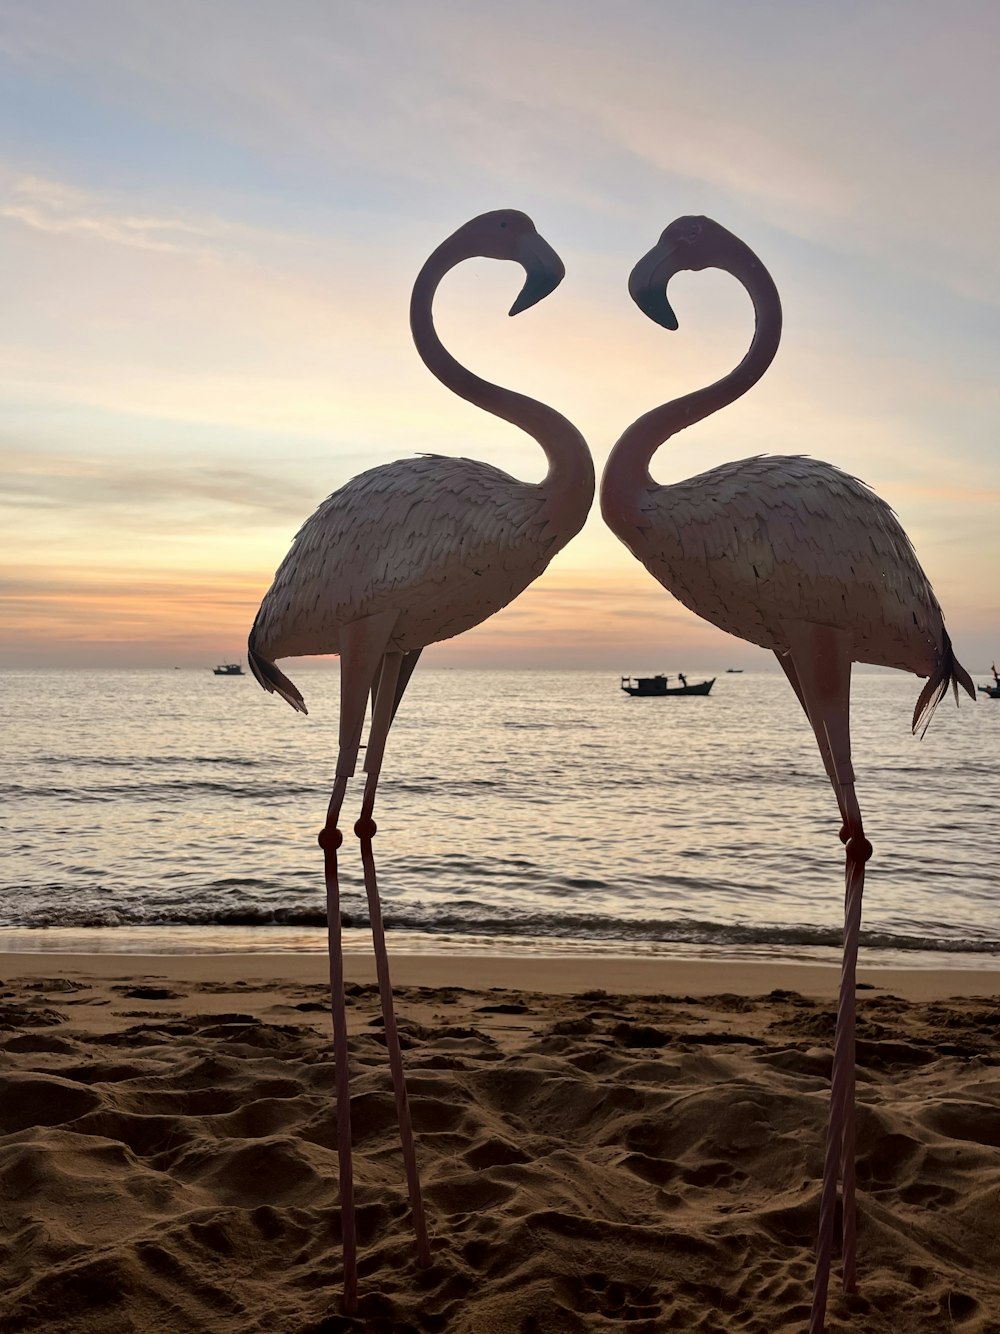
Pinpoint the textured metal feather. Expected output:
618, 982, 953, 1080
627, 455, 946, 675
252, 454, 559, 665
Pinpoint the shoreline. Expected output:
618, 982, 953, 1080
4, 919, 997, 969
4, 949, 999, 1001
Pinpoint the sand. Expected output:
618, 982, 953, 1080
1, 953, 998, 1333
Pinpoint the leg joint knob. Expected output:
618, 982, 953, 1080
318, 827, 344, 851
354, 816, 377, 840
847, 835, 873, 863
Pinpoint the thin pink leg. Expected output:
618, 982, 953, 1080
781, 645, 863, 1295
319, 773, 356, 1315
776, 651, 850, 836
779, 624, 868, 1334
809, 833, 869, 1333
837, 820, 868, 1294
320, 608, 400, 1314
358, 653, 430, 1266
809, 1090, 842, 1331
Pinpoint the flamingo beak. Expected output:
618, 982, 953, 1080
628, 242, 681, 331
509, 232, 566, 316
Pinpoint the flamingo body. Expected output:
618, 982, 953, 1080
251, 453, 566, 688
620, 452, 945, 676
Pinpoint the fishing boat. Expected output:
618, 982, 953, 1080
726, 667, 744, 673
620, 673, 715, 697
213, 662, 245, 676
978, 664, 1000, 698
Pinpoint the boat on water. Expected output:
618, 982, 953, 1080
620, 673, 715, 697
213, 662, 245, 677
726, 668, 744, 673
979, 664, 1000, 698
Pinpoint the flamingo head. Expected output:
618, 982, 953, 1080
629, 215, 741, 330
451, 210, 566, 317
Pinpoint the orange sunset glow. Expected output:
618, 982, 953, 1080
2, 3, 998, 672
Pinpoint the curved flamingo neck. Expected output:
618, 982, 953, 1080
410, 243, 593, 538
601, 245, 781, 534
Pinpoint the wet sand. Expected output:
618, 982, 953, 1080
1, 953, 998, 1332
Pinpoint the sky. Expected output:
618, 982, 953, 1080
2, 0, 999, 673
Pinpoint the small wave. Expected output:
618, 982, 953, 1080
7, 899, 998, 956
0, 786, 117, 803
5, 903, 330, 930
3, 779, 321, 803
32, 754, 265, 769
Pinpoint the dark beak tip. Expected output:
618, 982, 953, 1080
635, 288, 679, 332
508, 273, 559, 318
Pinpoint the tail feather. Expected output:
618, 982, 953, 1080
912, 629, 975, 737
248, 629, 307, 714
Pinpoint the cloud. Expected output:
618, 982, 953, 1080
0, 564, 263, 661
0, 450, 317, 520
0, 553, 738, 671
0, 166, 604, 455
0, 174, 231, 254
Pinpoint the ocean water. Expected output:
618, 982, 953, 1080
2, 666, 998, 969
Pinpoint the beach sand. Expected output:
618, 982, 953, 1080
1, 953, 998, 1332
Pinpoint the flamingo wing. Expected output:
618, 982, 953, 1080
633, 455, 945, 672
252, 454, 554, 664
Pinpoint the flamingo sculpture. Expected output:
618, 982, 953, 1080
248, 209, 594, 1313
600, 216, 974, 1333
